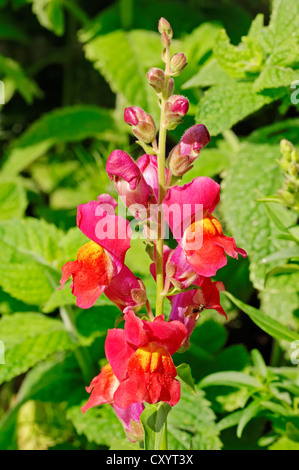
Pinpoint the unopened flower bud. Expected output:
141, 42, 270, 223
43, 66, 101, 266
170, 53, 187, 76
161, 31, 170, 48
280, 139, 295, 163
289, 161, 299, 178
179, 124, 210, 161
164, 95, 189, 130
166, 78, 175, 97
277, 188, 295, 206
168, 144, 190, 177
147, 67, 165, 93
124, 106, 157, 143
158, 17, 173, 38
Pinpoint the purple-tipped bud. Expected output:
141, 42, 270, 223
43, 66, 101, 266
124, 106, 157, 143
168, 124, 211, 176
179, 124, 210, 161
170, 53, 187, 76
164, 95, 189, 130
147, 67, 165, 94
158, 17, 173, 38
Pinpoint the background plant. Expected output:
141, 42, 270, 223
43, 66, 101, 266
0, 0, 298, 451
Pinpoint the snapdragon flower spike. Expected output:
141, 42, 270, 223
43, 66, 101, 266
106, 150, 157, 219
81, 364, 144, 442
105, 310, 187, 409
169, 278, 226, 350
163, 177, 247, 278
60, 194, 132, 308
164, 95, 189, 130
124, 106, 157, 143
168, 124, 211, 177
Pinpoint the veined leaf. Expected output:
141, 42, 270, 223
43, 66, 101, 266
2, 105, 125, 176
82, 30, 162, 121
0, 180, 27, 219
196, 83, 285, 136
221, 143, 297, 289
0, 313, 77, 384
214, 29, 264, 79
167, 384, 222, 450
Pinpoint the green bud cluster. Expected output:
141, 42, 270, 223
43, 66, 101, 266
277, 139, 299, 212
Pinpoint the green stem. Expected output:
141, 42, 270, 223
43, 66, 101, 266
60, 306, 95, 384
155, 72, 169, 317
160, 416, 168, 450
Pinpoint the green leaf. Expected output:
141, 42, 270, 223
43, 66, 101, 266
82, 30, 161, 121
214, 29, 264, 79
196, 83, 285, 136
237, 399, 263, 438
0, 312, 77, 384
199, 371, 261, 390
2, 105, 125, 176
0, 54, 41, 104
223, 291, 299, 343
253, 66, 299, 92
264, 0, 299, 66
286, 422, 299, 443
247, 119, 299, 146
67, 402, 126, 447
30, 0, 65, 36
0, 218, 80, 307
167, 384, 222, 450
176, 363, 196, 395
0, 180, 27, 219
217, 410, 243, 431
269, 436, 299, 450
221, 143, 297, 289
261, 247, 299, 264
182, 58, 233, 89
140, 402, 171, 450
251, 349, 267, 378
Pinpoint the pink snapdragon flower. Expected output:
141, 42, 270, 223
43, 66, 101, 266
106, 150, 157, 219
60, 195, 147, 310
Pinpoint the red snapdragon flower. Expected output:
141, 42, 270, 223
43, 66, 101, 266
163, 177, 247, 280
83, 310, 187, 411
81, 363, 144, 442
